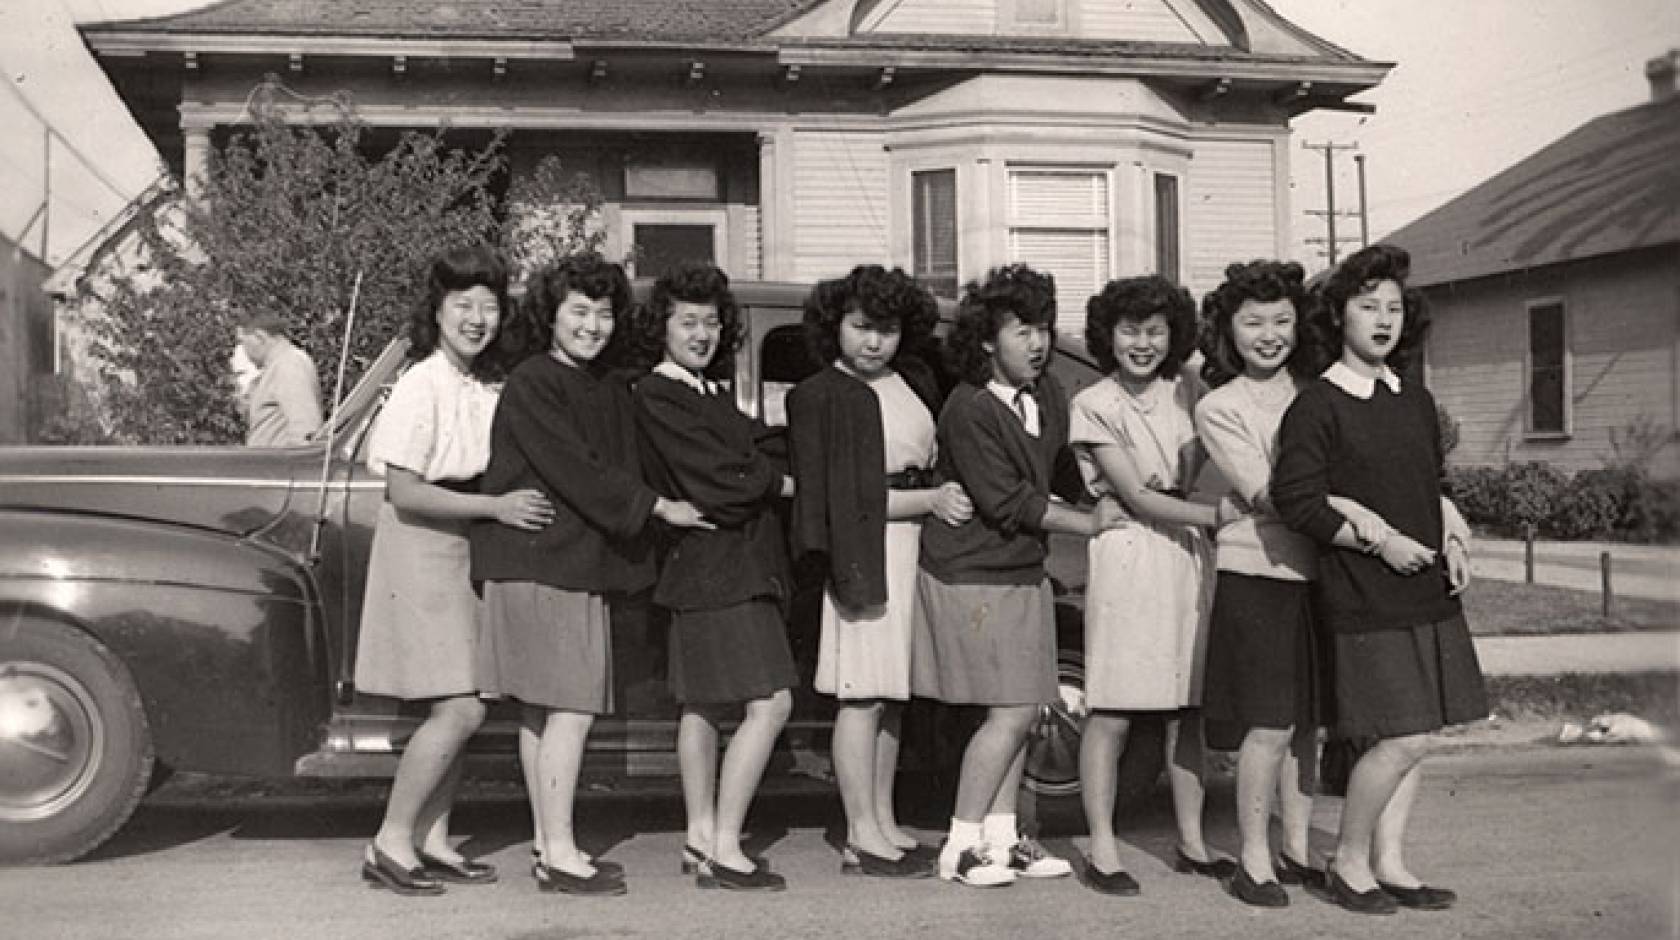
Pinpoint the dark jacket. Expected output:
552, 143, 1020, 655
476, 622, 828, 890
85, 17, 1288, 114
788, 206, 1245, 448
470, 354, 657, 595
634, 371, 790, 612
787, 357, 941, 609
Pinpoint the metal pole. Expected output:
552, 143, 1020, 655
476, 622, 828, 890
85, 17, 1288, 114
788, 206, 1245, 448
1323, 146, 1338, 267
1600, 551, 1613, 618
1354, 153, 1369, 247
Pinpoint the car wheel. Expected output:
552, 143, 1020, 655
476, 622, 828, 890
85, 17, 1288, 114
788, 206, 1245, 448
0, 614, 154, 864
1022, 650, 1167, 812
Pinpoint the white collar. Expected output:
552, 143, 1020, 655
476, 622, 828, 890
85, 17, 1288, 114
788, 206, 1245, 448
1323, 361, 1401, 399
653, 360, 718, 395
986, 380, 1040, 436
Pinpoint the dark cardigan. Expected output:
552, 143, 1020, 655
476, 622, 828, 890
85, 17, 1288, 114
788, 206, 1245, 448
634, 372, 790, 612
470, 353, 658, 595
918, 374, 1084, 585
787, 357, 941, 609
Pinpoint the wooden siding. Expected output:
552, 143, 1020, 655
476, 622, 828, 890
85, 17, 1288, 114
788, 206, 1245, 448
1080, 0, 1222, 43
867, 0, 993, 34
732, 204, 763, 279
1184, 135, 1279, 298
1426, 249, 1679, 477
792, 130, 891, 281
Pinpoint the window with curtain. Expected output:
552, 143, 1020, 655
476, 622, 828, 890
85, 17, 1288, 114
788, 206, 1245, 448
1154, 172, 1180, 284
912, 169, 959, 298
1006, 167, 1112, 328
1527, 300, 1569, 436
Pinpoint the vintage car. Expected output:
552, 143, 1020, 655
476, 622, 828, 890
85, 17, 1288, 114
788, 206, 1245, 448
0, 281, 1163, 864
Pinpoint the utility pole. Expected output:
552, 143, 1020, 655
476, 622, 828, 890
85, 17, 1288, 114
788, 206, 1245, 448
1354, 153, 1369, 247
1301, 140, 1359, 266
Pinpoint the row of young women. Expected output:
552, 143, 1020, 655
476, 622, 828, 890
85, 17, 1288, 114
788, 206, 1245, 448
347, 242, 1486, 917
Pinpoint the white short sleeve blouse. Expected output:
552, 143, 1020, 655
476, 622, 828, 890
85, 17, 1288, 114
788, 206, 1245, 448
366, 351, 500, 482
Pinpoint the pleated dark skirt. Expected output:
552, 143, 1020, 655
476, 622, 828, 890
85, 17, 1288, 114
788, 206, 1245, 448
668, 598, 798, 705
1202, 572, 1325, 751
1332, 611, 1488, 739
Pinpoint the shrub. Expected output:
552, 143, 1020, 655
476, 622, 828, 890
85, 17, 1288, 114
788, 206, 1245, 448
1502, 461, 1568, 535
1549, 465, 1627, 540
1446, 465, 1505, 528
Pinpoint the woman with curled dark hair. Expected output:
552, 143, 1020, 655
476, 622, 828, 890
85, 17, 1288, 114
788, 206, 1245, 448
1295, 243, 1430, 377
506, 252, 634, 366
1197, 260, 1314, 388
1082, 275, 1198, 381
630, 263, 744, 378
355, 244, 555, 895
787, 265, 963, 877
943, 263, 1058, 386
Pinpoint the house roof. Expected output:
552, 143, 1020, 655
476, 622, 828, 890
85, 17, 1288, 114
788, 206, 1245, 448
81, 0, 823, 43
1386, 95, 1680, 288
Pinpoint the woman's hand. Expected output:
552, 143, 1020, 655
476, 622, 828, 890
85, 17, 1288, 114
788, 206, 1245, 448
929, 482, 974, 526
1094, 496, 1130, 532
655, 497, 716, 530
494, 488, 554, 531
1377, 532, 1436, 576
1444, 538, 1471, 595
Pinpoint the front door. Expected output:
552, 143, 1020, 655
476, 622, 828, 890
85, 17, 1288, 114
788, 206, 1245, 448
621, 208, 728, 279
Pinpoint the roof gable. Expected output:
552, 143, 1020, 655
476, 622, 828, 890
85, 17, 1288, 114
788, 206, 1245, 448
1388, 96, 1680, 287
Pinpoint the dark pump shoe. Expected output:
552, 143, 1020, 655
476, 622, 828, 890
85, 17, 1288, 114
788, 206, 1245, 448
419, 853, 497, 885
361, 845, 445, 896
1326, 870, 1399, 915
681, 844, 708, 875
1276, 853, 1325, 888
1173, 849, 1238, 880
534, 862, 628, 897
1082, 863, 1141, 897
699, 860, 787, 891
533, 848, 623, 883
1227, 863, 1289, 908
841, 845, 936, 878
1379, 882, 1457, 910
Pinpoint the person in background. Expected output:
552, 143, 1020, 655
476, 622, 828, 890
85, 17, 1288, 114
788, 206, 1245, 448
234, 310, 324, 446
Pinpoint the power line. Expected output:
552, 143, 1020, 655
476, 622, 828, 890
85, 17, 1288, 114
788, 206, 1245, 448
0, 72, 134, 202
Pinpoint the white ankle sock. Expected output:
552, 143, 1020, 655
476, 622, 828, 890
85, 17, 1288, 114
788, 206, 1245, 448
945, 818, 983, 855
981, 812, 1018, 849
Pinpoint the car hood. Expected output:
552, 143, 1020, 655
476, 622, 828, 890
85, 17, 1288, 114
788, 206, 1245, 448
0, 444, 317, 540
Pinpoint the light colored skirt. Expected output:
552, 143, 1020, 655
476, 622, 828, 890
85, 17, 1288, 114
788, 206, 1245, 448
476, 580, 613, 714
353, 502, 478, 700
815, 520, 921, 701
1083, 522, 1213, 711
910, 573, 1056, 706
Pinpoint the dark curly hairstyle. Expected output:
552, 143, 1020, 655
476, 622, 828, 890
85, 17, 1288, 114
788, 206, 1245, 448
1298, 243, 1430, 376
409, 244, 513, 381
630, 262, 743, 379
945, 264, 1058, 386
1197, 260, 1312, 388
510, 252, 633, 366
801, 265, 940, 368
1083, 274, 1196, 380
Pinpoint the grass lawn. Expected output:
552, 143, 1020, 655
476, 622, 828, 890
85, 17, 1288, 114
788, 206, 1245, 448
1462, 579, 1676, 635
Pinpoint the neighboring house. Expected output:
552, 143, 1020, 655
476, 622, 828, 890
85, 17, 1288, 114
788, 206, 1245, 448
0, 234, 54, 443
1387, 50, 1680, 479
79, 0, 1387, 326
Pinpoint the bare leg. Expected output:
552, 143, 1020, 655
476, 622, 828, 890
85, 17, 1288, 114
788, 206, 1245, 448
873, 702, 917, 849
952, 706, 1037, 823
833, 700, 900, 859
713, 690, 793, 871
989, 738, 1027, 817
416, 752, 469, 861
677, 707, 721, 857
1332, 734, 1431, 891
373, 695, 486, 869
1235, 726, 1292, 881
1371, 760, 1428, 887
1166, 713, 1213, 863
518, 710, 544, 853
1079, 711, 1131, 873
1277, 726, 1319, 867
534, 708, 597, 876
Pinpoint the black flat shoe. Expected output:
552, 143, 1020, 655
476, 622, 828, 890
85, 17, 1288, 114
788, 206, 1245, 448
420, 853, 498, 885
1379, 881, 1457, 910
1276, 853, 1324, 888
1082, 863, 1141, 896
1326, 870, 1398, 915
700, 859, 787, 891
841, 844, 935, 878
1228, 863, 1289, 908
533, 848, 622, 882
534, 862, 627, 897
681, 844, 708, 875
361, 845, 444, 896
1173, 849, 1238, 880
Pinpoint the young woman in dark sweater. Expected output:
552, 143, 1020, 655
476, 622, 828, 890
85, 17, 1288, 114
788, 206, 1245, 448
632, 263, 797, 891
471, 254, 709, 896
911, 265, 1120, 888
1272, 244, 1485, 916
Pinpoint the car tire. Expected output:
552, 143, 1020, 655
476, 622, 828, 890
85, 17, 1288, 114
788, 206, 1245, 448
0, 614, 154, 865
1022, 650, 1167, 815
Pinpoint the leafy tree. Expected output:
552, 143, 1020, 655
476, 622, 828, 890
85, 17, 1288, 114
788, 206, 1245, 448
65, 78, 603, 444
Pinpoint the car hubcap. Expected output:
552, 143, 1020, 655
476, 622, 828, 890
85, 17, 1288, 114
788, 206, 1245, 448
1023, 654, 1084, 797
0, 662, 104, 821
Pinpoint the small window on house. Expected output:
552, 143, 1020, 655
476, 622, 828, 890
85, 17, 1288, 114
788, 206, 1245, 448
912, 169, 959, 298
1526, 300, 1569, 437
1007, 166, 1112, 329
624, 159, 720, 201
1153, 173, 1180, 284
1008, 0, 1066, 29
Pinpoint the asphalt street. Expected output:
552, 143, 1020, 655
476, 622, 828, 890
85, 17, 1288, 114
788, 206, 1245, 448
4, 745, 1675, 940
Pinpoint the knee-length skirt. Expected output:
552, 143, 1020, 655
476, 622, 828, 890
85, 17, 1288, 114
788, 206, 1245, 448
476, 580, 613, 714
353, 502, 478, 700
815, 519, 921, 700
1082, 523, 1213, 711
910, 573, 1056, 706
1333, 611, 1488, 739
1201, 572, 1325, 751
669, 598, 798, 705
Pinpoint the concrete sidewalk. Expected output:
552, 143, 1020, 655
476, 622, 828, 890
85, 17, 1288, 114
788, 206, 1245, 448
1474, 630, 1680, 675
